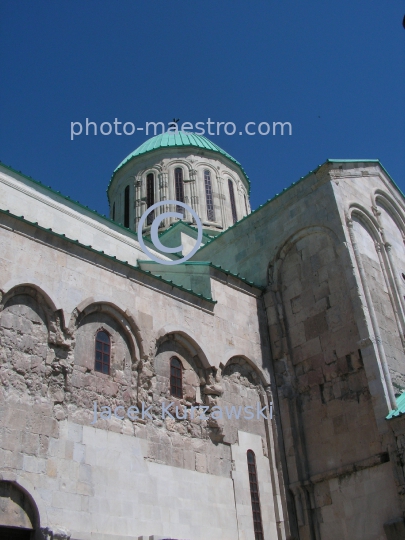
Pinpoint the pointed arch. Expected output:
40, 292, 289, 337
348, 203, 382, 243
0, 281, 61, 321
374, 189, 405, 237
69, 299, 144, 361
0, 283, 69, 343
0, 471, 49, 530
155, 324, 212, 368
268, 225, 341, 289
220, 352, 270, 386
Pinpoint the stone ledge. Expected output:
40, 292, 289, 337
290, 451, 390, 487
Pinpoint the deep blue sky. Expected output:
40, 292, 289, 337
1, 1, 404, 215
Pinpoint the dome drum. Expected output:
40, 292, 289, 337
108, 133, 251, 234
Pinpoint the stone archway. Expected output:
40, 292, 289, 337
0, 481, 37, 539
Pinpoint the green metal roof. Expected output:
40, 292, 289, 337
0, 207, 216, 304
193, 159, 402, 259
0, 160, 153, 245
108, 131, 250, 195
386, 391, 405, 419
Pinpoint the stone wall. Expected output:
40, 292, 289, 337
263, 225, 403, 539
0, 480, 36, 529
3, 160, 405, 539
0, 203, 284, 539
0, 163, 162, 267
351, 215, 405, 394
195, 161, 405, 538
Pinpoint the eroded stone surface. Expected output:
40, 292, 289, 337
1, 159, 405, 539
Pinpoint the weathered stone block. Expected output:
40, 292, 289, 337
383, 517, 405, 539
195, 453, 207, 473
289, 322, 306, 348
21, 431, 39, 455
302, 337, 322, 360
308, 370, 324, 387
41, 416, 59, 438
332, 414, 348, 435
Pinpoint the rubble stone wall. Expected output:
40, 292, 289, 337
0, 209, 283, 539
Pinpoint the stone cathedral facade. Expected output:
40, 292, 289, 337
1, 132, 405, 540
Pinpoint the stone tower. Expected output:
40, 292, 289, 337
107, 131, 251, 234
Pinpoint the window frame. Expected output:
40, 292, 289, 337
146, 172, 155, 225
124, 185, 130, 228
95, 329, 111, 375
247, 449, 264, 540
204, 169, 215, 222
174, 168, 185, 217
170, 356, 183, 398
228, 178, 238, 224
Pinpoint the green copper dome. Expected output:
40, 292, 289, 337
109, 131, 250, 193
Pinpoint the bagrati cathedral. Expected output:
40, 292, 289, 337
1, 131, 405, 540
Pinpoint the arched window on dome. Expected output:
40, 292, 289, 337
174, 168, 185, 217
146, 173, 155, 225
204, 169, 215, 222
124, 185, 130, 228
95, 330, 111, 375
112, 202, 116, 221
170, 356, 183, 398
244, 194, 248, 216
247, 450, 264, 540
228, 179, 237, 224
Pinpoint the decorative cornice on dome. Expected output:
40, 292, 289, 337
107, 131, 251, 197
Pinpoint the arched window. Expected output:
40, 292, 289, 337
112, 202, 116, 221
170, 356, 183, 398
228, 179, 237, 224
95, 330, 111, 375
247, 450, 264, 540
204, 170, 215, 221
244, 194, 248, 216
146, 173, 155, 225
174, 168, 185, 217
124, 185, 130, 228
